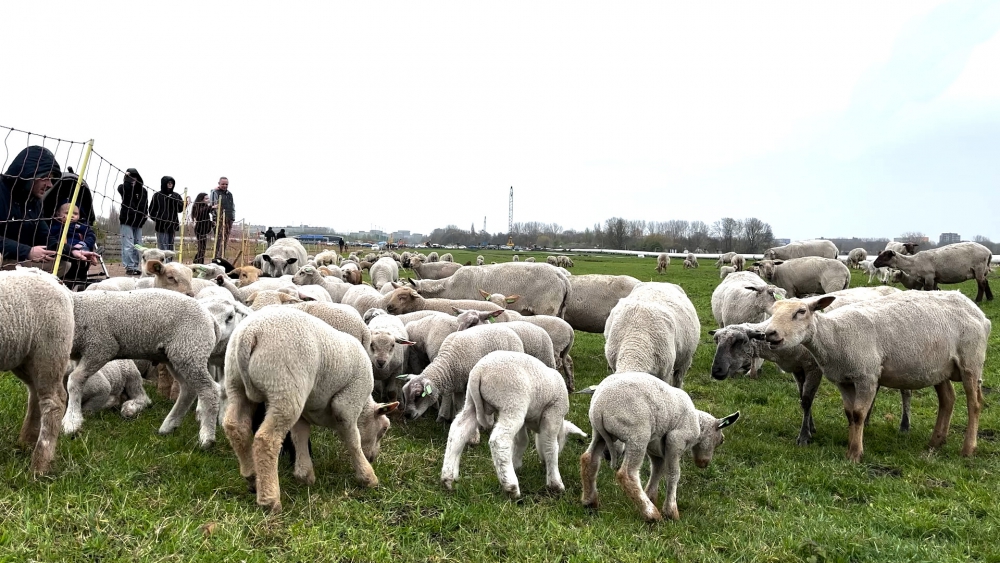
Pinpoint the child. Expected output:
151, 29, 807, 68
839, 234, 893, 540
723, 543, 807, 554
47, 201, 98, 288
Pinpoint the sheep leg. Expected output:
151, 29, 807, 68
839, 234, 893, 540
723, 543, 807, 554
437, 393, 454, 423
29, 378, 68, 477
794, 368, 822, 446
984, 279, 994, 301
961, 373, 982, 457
62, 359, 104, 435
441, 404, 479, 490
661, 448, 685, 521
929, 381, 956, 449
489, 417, 524, 498
580, 437, 606, 509
17, 380, 41, 447
561, 354, 575, 393
222, 382, 257, 492
644, 455, 665, 507
252, 406, 299, 514
537, 414, 565, 494
512, 426, 529, 472
289, 418, 315, 485
120, 369, 152, 419
328, 396, 379, 488
155, 363, 175, 399
615, 441, 661, 522
899, 390, 911, 433
837, 380, 877, 463
157, 366, 198, 436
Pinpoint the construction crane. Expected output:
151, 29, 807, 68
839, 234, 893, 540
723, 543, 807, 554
507, 186, 514, 247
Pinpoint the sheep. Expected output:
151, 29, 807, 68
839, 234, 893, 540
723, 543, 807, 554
85, 277, 138, 291
230, 265, 263, 286
247, 288, 304, 310
340, 261, 364, 285
410, 256, 463, 280
524, 256, 536, 262
0, 268, 74, 475
686, 253, 698, 268
341, 284, 390, 316
556, 255, 574, 268
711, 271, 783, 328
366, 312, 415, 401
885, 241, 919, 255
719, 266, 735, 279
859, 259, 887, 284
655, 253, 669, 274
715, 252, 736, 268
63, 289, 220, 446
369, 257, 400, 290
683, 259, 695, 269
314, 250, 340, 267
409, 262, 571, 318
427, 251, 439, 262
441, 351, 587, 497
399, 323, 526, 422
764, 239, 839, 260
710, 286, 905, 446
440, 253, 454, 262
512, 254, 519, 262
756, 257, 850, 297
731, 255, 745, 272
384, 286, 513, 319
546, 256, 558, 266
260, 238, 308, 276
192, 263, 227, 279
78, 359, 151, 417
223, 307, 397, 513
761, 290, 990, 461
873, 241, 994, 302
604, 282, 700, 388
578, 372, 740, 521
476, 255, 485, 266
847, 248, 868, 269
293, 265, 351, 302
402, 311, 460, 373
561, 274, 641, 333
135, 244, 175, 276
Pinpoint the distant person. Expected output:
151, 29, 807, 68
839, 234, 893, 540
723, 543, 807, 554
0, 146, 61, 266
262, 226, 276, 246
210, 176, 234, 259
117, 168, 148, 275
149, 176, 183, 251
338, 237, 345, 254
276, 228, 286, 239
47, 201, 98, 289
191, 192, 214, 264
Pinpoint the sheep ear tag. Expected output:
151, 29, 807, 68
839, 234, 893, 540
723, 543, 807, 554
421, 383, 433, 397
575, 385, 599, 395
376, 402, 399, 415
718, 411, 741, 429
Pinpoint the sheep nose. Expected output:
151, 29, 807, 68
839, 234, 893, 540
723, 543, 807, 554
765, 330, 779, 342
376, 360, 386, 369
710, 365, 727, 380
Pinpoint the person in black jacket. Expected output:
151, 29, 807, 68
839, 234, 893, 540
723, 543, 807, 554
0, 146, 61, 266
191, 192, 214, 264
276, 228, 286, 239
117, 168, 148, 275
149, 176, 184, 251
261, 226, 276, 246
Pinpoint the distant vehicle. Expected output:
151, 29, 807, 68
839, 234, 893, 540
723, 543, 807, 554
371, 244, 379, 251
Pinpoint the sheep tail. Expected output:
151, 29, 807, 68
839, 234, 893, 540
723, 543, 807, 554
472, 375, 492, 430
235, 329, 257, 377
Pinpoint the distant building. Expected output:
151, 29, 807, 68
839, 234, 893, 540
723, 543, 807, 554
773, 238, 791, 246
939, 232, 961, 245
894, 236, 929, 243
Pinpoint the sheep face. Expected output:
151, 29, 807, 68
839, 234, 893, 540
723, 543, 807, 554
357, 399, 398, 462
763, 296, 836, 349
262, 253, 298, 276
708, 327, 760, 380
146, 260, 194, 297
454, 308, 502, 330
691, 411, 740, 468
234, 266, 261, 286
368, 332, 413, 373
384, 288, 421, 314
400, 376, 437, 420
247, 289, 302, 310
343, 268, 363, 285
292, 266, 323, 286
872, 250, 896, 269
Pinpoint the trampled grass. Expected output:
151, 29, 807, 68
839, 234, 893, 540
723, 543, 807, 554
2, 251, 999, 562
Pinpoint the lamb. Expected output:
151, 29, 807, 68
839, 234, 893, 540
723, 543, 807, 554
85, 277, 138, 291
764, 239, 838, 260
847, 248, 868, 269
710, 286, 905, 446
230, 265, 263, 286
562, 274, 641, 333
512, 254, 519, 262
384, 286, 513, 319
656, 253, 669, 274
719, 266, 735, 279
858, 259, 891, 284
399, 323, 525, 422
873, 241, 994, 302
340, 261, 364, 284
731, 255, 745, 272
409, 262, 571, 317
715, 252, 736, 268
427, 251, 439, 262
761, 290, 990, 461
476, 255, 485, 266
440, 351, 587, 497
223, 307, 397, 513
314, 250, 340, 267
247, 288, 305, 310
546, 256, 558, 265
579, 372, 740, 521
711, 271, 784, 328
440, 253, 454, 262
63, 289, 220, 446
0, 268, 74, 475
524, 256, 536, 262
342, 284, 390, 316
369, 257, 400, 290
260, 238, 308, 276
366, 312, 415, 401
135, 245, 175, 276
293, 265, 350, 302
686, 253, 698, 268
757, 257, 850, 297
682, 259, 695, 269
605, 282, 700, 388
410, 255, 463, 280
78, 360, 151, 418
885, 241, 919, 255
402, 311, 461, 373
556, 255, 574, 268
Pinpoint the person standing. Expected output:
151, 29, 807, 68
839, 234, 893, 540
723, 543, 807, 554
276, 228, 286, 239
117, 168, 148, 275
262, 226, 276, 246
191, 192, 213, 264
0, 146, 61, 266
338, 236, 345, 254
210, 176, 234, 259
149, 176, 184, 251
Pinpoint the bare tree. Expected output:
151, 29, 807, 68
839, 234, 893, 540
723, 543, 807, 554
738, 217, 774, 253
689, 220, 710, 251
604, 217, 630, 249
712, 217, 740, 252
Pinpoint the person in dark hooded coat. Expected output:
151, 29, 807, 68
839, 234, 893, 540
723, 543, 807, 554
261, 227, 276, 246
149, 176, 184, 251
0, 145, 62, 265
117, 168, 148, 274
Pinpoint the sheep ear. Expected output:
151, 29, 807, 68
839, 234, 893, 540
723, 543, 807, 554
375, 401, 399, 415
146, 260, 162, 275
487, 309, 504, 319
396, 374, 414, 381
747, 330, 767, 340
451, 306, 464, 316
810, 296, 836, 311
575, 385, 599, 395
708, 329, 717, 336
421, 383, 433, 397
287, 258, 298, 265
745, 286, 764, 294
246, 291, 259, 303
262, 254, 273, 264
479, 289, 490, 299
718, 411, 741, 429
394, 337, 416, 346
215, 274, 226, 286
505, 295, 520, 304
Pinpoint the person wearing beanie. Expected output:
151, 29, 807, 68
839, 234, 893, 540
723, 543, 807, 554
117, 168, 148, 275
149, 176, 184, 251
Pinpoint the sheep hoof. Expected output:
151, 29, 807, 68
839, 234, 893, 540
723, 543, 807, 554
441, 478, 454, 491
795, 435, 812, 447
546, 482, 565, 495
259, 499, 281, 514
582, 498, 600, 510
503, 484, 520, 499
664, 506, 679, 521
61, 413, 83, 435
293, 468, 315, 486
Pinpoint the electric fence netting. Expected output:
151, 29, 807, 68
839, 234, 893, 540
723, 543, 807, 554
1, 125, 258, 285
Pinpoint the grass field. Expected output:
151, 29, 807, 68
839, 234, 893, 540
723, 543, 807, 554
2, 251, 999, 562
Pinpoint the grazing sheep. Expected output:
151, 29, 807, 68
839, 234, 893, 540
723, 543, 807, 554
63, 289, 219, 446
369, 257, 400, 290
719, 266, 735, 279
79, 360, 151, 418
556, 255, 574, 268
731, 255, 745, 272
260, 238, 308, 276
686, 253, 698, 268
764, 239, 838, 260
710, 286, 905, 446
683, 259, 695, 269
441, 351, 586, 497
656, 253, 669, 274
223, 307, 397, 513
476, 255, 485, 266
563, 274, 641, 333
440, 253, 454, 262
885, 241, 919, 255
873, 241, 993, 302
761, 291, 990, 461
409, 262, 571, 317
579, 372, 740, 521
605, 282, 700, 388
512, 255, 519, 262
546, 256, 558, 266
847, 248, 867, 269
409, 255, 463, 280
524, 256, 536, 263
366, 313, 415, 401
715, 252, 736, 268
399, 324, 525, 422
293, 265, 351, 302
0, 268, 73, 475
757, 257, 850, 297
427, 251, 439, 262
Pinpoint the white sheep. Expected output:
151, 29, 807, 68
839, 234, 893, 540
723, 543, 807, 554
0, 268, 74, 475
223, 307, 397, 513
715, 252, 736, 268
762, 290, 990, 461
440, 253, 454, 262
79, 360, 151, 418
85, 277, 138, 291
409, 255, 463, 280
427, 251, 439, 262
314, 250, 340, 267
369, 257, 400, 290
512, 254, 519, 262
288, 301, 371, 350
682, 259, 694, 269
292, 265, 350, 302
524, 256, 536, 262
556, 255, 574, 268
873, 241, 993, 302
562, 274, 641, 333
764, 239, 838, 260
656, 253, 669, 274
384, 286, 513, 319
546, 256, 558, 266
756, 257, 850, 297
135, 244, 175, 277
719, 266, 735, 279
847, 248, 867, 269
686, 253, 698, 268
731, 255, 745, 272
579, 372, 740, 521
884, 241, 919, 255
260, 238, 308, 276
476, 255, 485, 266
441, 351, 586, 497
409, 262, 571, 317
710, 271, 785, 377
366, 312, 415, 401
402, 311, 461, 373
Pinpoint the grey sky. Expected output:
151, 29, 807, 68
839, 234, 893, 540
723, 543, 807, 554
5, 1, 998, 241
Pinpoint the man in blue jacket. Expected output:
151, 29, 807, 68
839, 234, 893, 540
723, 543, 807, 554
1, 146, 61, 266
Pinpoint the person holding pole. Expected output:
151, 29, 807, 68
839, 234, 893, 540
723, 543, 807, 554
0, 146, 61, 268
210, 176, 234, 259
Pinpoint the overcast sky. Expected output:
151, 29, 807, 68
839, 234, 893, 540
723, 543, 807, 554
4, 1, 999, 241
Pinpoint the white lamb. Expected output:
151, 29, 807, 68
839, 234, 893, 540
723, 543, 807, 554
719, 266, 735, 279
369, 257, 400, 290
441, 351, 587, 497
366, 312, 415, 401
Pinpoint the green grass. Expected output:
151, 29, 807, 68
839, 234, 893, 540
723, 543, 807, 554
3, 252, 1000, 562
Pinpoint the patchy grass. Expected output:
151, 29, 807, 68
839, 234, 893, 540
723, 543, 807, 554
2, 252, 1000, 562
